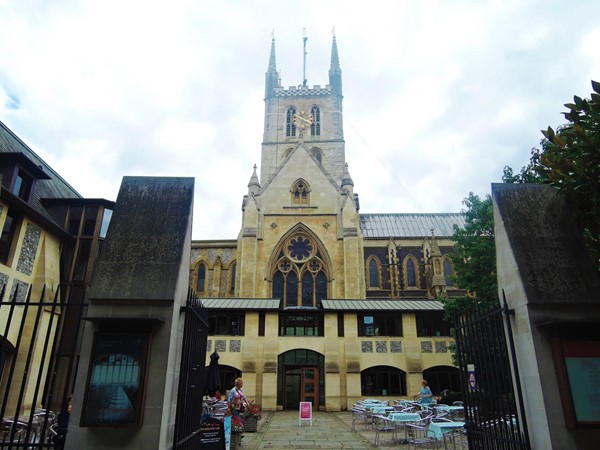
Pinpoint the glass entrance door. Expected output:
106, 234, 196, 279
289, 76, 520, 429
283, 366, 319, 410
301, 367, 318, 408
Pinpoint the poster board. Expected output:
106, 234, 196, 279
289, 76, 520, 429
199, 417, 226, 450
80, 333, 149, 426
299, 401, 312, 426
552, 338, 600, 428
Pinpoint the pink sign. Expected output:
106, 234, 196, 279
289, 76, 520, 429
299, 401, 312, 425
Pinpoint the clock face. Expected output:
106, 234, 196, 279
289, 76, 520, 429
293, 110, 314, 129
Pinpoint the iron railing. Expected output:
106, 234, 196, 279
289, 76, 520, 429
173, 288, 208, 449
453, 294, 531, 450
0, 283, 84, 449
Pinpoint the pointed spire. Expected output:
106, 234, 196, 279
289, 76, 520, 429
265, 34, 280, 98
248, 164, 260, 194
268, 35, 277, 73
329, 32, 342, 96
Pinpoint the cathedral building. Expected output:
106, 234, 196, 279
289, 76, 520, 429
192, 36, 466, 411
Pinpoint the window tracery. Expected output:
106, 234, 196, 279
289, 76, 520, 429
310, 106, 321, 136
271, 232, 329, 308
286, 107, 297, 137
291, 179, 310, 205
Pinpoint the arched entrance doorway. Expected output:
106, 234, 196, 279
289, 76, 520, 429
277, 349, 324, 410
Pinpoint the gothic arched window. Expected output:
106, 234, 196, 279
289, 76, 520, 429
291, 179, 310, 205
366, 256, 381, 289
196, 262, 207, 294
286, 107, 297, 137
443, 258, 455, 286
404, 256, 419, 288
229, 262, 236, 294
271, 232, 329, 308
310, 106, 321, 136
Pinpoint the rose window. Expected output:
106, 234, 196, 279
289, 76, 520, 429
286, 236, 313, 261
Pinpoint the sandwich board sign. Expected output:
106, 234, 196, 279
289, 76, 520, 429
299, 401, 312, 426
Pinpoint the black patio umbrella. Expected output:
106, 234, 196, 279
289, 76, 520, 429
203, 351, 221, 397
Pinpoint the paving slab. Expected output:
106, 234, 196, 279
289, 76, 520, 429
240, 410, 381, 449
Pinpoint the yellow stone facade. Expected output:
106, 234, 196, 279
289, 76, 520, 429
191, 37, 465, 411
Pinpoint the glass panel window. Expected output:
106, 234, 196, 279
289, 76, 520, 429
197, 264, 206, 293
444, 259, 454, 286
368, 259, 379, 288
82, 206, 99, 236
12, 170, 33, 201
361, 366, 406, 396
73, 240, 92, 281
0, 210, 18, 264
358, 313, 402, 337
229, 263, 236, 294
68, 206, 83, 235
208, 313, 245, 336
100, 208, 113, 238
416, 312, 452, 337
285, 271, 298, 307
279, 314, 323, 336
406, 259, 416, 287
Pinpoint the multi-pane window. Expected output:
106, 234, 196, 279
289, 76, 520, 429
208, 313, 244, 336
271, 233, 328, 308
361, 366, 406, 396
291, 179, 310, 205
416, 312, 452, 337
286, 107, 297, 137
310, 106, 321, 136
279, 314, 323, 336
358, 313, 403, 336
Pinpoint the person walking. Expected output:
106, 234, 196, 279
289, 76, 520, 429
227, 378, 247, 418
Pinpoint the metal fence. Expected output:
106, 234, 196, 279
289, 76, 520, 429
453, 293, 531, 450
0, 284, 84, 449
173, 288, 208, 449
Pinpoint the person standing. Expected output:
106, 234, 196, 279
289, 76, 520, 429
419, 380, 433, 404
227, 378, 247, 418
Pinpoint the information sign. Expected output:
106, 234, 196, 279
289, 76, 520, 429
299, 401, 312, 426
199, 417, 225, 450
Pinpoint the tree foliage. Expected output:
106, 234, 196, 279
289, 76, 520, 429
444, 193, 497, 318
503, 80, 600, 270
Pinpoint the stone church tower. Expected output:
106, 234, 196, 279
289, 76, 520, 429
237, 36, 365, 303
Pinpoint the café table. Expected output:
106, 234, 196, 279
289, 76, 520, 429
388, 412, 422, 444
428, 420, 466, 441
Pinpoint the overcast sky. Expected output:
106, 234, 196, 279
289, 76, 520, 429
1, 0, 599, 240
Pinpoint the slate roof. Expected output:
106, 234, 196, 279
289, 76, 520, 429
321, 299, 444, 311
360, 213, 465, 238
0, 120, 81, 225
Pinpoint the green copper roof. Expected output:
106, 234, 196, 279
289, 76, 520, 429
321, 299, 444, 311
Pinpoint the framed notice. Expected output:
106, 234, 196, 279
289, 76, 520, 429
552, 338, 600, 428
81, 333, 150, 426
299, 401, 312, 426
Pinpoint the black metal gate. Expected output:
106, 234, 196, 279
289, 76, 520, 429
173, 288, 208, 449
0, 284, 84, 449
453, 292, 531, 450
